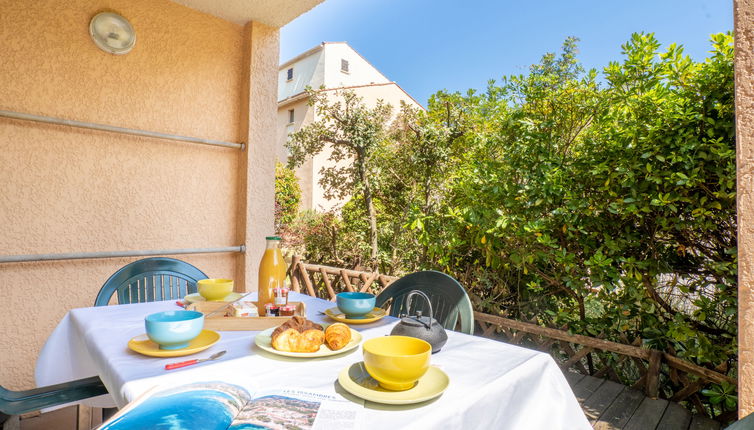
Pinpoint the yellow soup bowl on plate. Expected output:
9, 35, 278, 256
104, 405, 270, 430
197, 278, 234, 301
362, 336, 431, 391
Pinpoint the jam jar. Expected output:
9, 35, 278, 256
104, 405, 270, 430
265, 303, 280, 317
279, 304, 296, 316
273, 287, 289, 306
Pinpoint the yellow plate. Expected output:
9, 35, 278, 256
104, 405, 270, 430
338, 362, 449, 405
127, 330, 221, 357
324, 307, 387, 324
254, 326, 362, 358
184, 292, 243, 303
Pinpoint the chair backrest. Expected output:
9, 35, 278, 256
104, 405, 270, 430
726, 412, 754, 430
95, 257, 208, 306
375, 270, 474, 335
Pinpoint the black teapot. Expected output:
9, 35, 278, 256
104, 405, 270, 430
389, 290, 448, 353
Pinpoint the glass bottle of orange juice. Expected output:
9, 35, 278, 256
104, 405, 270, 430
257, 236, 286, 316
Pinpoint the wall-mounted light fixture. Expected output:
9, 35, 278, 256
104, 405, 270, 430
89, 12, 136, 55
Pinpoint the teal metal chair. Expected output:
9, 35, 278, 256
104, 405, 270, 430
0, 376, 107, 417
1, 258, 208, 419
726, 412, 754, 429
95, 257, 208, 306
375, 270, 474, 335
91, 257, 208, 418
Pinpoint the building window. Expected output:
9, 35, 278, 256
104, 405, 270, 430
341, 59, 349, 73
288, 109, 295, 124
286, 68, 293, 81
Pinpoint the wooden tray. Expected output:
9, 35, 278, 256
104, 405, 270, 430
186, 301, 306, 331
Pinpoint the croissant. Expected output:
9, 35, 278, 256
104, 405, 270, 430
324, 323, 351, 350
271, 316, 325, 352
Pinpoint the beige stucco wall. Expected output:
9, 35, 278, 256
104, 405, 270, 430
0, 0, 278, 390
321, 43, 391, 89
276, 99, 314, 208
238, 20, 279, 294
276, 99, 312, 161
278, 49, 325, 101
736, 0, 754, 417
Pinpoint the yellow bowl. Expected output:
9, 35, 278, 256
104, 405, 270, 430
197, 278, 234, 301
362, 336, 431, 391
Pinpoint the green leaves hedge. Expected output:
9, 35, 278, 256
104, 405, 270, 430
285, 32, 736, 413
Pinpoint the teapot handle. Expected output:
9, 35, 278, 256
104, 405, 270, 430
405, 290, 434, 330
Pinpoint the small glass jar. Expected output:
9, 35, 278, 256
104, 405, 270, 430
273, 287, 289, 306
280, 304, 296, 316
265, 303, 280, 317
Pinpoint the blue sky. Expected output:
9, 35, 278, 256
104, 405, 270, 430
281, 1, 732, 106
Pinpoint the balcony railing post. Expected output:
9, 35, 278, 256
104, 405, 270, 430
289, 255, 301, 293
645, 350, 663, 399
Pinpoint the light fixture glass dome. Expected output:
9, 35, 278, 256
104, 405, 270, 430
89, 12, 136, 55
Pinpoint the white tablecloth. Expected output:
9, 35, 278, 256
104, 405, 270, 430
36, 292, 590, 429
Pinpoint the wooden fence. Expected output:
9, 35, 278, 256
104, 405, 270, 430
288, 256, 398, 299
287, 257, 735, 420
474, 313, 734, 419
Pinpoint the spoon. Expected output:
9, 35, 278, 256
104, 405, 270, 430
164, 350, 227, 370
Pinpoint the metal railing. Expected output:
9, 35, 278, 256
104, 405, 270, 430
0, 109, 245, 150
0, 246, 245, 263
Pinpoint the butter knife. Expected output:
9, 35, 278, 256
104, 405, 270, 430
203, 292, 255, 318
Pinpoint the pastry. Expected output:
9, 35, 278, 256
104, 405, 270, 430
324, 323, 351, 350
271, 316, 325, 352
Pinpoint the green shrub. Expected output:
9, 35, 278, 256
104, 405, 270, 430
275, 162, 301, 231
290, 32, 736, 414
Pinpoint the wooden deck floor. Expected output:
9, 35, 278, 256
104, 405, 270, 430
564, 372, 721, 430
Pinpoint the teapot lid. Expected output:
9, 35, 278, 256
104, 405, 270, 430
400, 291, 445, 329
399, 312, 435, 329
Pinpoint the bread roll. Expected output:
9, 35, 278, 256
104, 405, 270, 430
270, 316, 324, 352
325, 323, 351, 350
296, 328, 325, 352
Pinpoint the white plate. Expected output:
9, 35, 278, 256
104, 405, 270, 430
254, 326, 362, 358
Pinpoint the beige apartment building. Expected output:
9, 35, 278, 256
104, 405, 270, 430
277, 42, 423, 211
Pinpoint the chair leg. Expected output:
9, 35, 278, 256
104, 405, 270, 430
80, 406, 110, 430
1, 414, 19, 430
102, 407, 118, 421
77, 404, 92, 430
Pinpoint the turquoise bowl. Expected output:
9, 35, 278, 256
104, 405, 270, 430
145, 310, 204, 350
336, 292, 376, 318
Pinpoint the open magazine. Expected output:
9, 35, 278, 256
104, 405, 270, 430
98, 381, 362, 430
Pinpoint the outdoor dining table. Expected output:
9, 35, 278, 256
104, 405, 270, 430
36, 291, 590, 429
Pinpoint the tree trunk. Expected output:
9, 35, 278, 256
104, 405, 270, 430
364, 194, 378, 261
576, 294, 594, 374
420, 174, 432, 265
357, 156, 379, 261
364, 188, 378, 261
